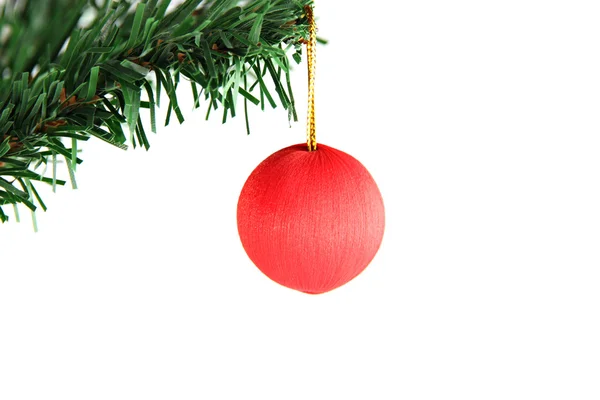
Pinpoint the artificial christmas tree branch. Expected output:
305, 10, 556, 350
0, 0, 313, 224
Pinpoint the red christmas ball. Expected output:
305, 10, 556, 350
237, 143, 385, 294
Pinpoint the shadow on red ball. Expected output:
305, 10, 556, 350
237, 143, 385, 294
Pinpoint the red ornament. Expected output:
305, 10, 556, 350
237, 143, 385, 294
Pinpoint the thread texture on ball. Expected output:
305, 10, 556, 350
237, 143, 385, 294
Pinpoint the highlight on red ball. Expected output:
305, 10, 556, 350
237, 143, 385, 294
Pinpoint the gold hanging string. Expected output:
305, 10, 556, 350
305, 5, 317, 152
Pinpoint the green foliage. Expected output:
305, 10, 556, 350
0, 0, 312, 224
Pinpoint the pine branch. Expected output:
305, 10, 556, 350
0, 0, 313, 224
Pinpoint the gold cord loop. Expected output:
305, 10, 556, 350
305, 5, 317, 152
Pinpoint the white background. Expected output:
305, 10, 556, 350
2, 1, 600, 399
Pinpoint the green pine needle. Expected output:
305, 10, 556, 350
0, 0, 313, 223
